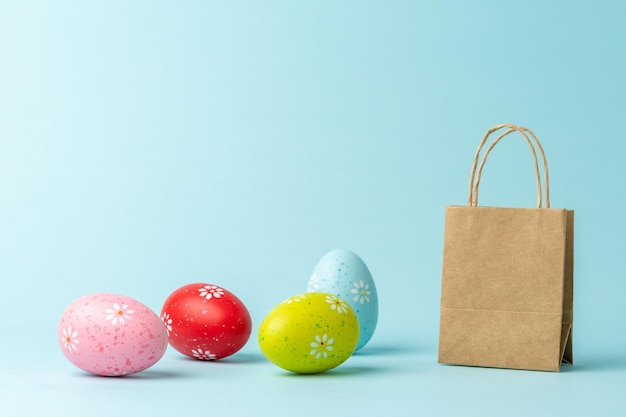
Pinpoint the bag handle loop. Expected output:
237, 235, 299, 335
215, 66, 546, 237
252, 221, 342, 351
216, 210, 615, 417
468, 123, 550, 208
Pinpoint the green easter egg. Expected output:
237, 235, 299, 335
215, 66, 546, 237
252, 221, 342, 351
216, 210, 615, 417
258, 292, 359, 374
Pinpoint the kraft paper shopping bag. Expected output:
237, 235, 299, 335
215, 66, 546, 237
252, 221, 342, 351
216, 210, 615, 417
438, 123, 574, 372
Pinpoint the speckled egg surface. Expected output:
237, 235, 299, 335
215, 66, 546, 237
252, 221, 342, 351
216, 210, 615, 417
58, 293, 168, 376
307, 249, 378, 350
258, 292, 359, 374
161, 283, 252, 360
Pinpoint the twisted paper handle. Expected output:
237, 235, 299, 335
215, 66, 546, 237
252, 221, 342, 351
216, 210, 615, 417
468, 123, 550, 208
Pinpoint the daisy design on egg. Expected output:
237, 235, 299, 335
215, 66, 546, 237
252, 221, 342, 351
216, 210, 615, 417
61, 326, 80, 352
105, 303, 135, 326
283, 294, 307, 304
307, 274, 321, 291
192, 348, 217, 360
325, 295, 349, 314
351, 280, 371, 304
198, 285, 224, 300
310, 334, 334, 359
161, 312, 173, 335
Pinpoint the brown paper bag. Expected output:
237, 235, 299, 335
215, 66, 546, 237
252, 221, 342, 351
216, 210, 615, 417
438, 123, 574, 372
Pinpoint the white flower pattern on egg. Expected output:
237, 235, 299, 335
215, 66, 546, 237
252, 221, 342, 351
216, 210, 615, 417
325, 295, 349, 314
105, 303, 135, 326
161, 312, 173, 335
310, 334, 334, 359
351, 280, 371, 304
198, 285, 224, 300
283, 294, 307, 304
61, 326, 80, 352
307, 274, 321, 291
192, 348, 217, 360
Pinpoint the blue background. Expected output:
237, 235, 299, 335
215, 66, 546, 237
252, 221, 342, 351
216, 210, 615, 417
1, 1, 625, 415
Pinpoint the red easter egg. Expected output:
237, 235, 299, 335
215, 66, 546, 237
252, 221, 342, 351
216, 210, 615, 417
161, 283, 252, 360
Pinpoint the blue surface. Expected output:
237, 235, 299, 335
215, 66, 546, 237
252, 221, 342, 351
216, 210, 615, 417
2, 1, 625, 415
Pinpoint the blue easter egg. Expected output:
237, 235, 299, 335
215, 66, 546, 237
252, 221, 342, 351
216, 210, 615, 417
307, 249, 378, 350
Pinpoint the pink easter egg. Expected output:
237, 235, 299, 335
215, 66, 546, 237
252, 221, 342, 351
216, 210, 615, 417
58, 293, 168, 376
